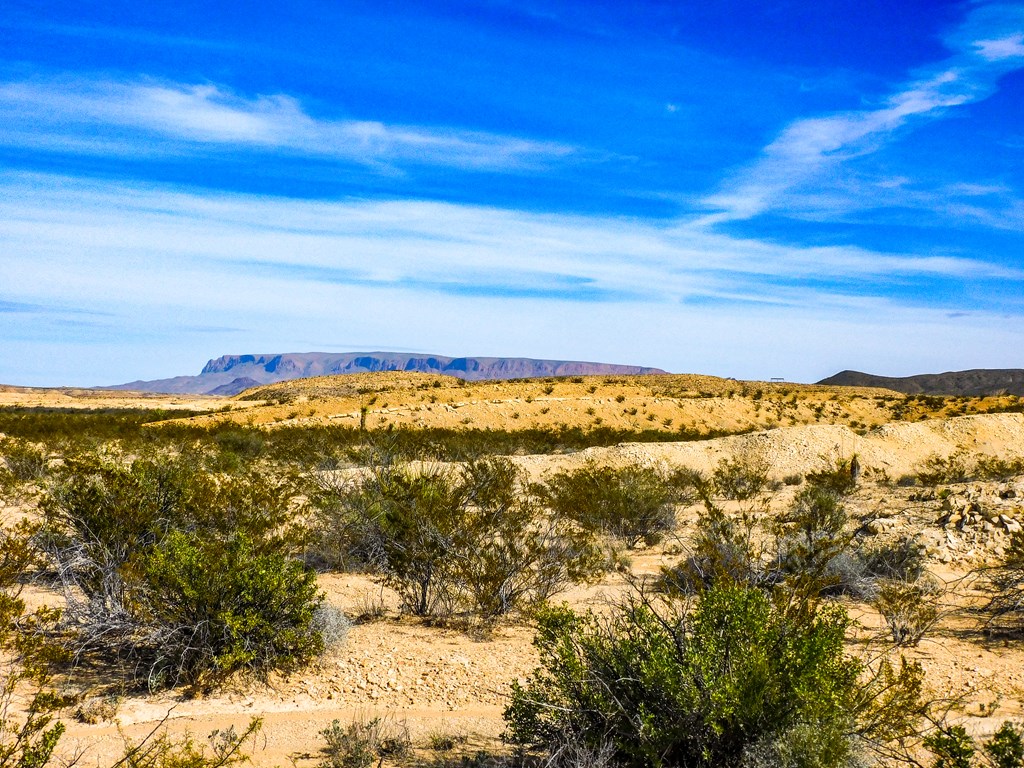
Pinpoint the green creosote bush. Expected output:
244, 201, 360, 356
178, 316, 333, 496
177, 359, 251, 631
312, 456, 603, 619
42, 454, 305, 558
772, 486, 851, 591
927, 726, 978, 768
330, 464, 465, 617
984, 722, 1024, 768
916, 451, 972, 486
804, 455, 860, 495
505, 583, 926, 768
668, 472, 932, 608
923, 722, 1024, 768
663, 503, 764, 594
974, 455, 1024, 481
667, 482, 854, 598
711, 451, 770, 501
140, 530, 324, 688
535, 462, 697, 549
456, 458, 604, 619
38, 454, 323, 688
0, 439, 50, 485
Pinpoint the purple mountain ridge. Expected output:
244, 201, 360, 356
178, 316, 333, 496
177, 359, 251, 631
105, 352, 668, 395
817, 369, 1024, 397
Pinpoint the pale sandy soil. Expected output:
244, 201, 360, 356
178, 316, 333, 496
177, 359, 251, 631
0, 386, 248, 412
513, 413, 1024, 484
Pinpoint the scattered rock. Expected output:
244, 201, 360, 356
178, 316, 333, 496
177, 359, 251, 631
865, 517, 899, 535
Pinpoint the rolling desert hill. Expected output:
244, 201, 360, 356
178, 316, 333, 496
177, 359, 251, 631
819, 368, 1024, 396
104, 352, 667, 395
149, 369, 1024, 437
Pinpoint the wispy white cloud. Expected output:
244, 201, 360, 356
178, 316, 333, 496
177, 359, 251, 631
0, 172, 1018, 314
740, 170, 1024, 232
1, 172, 1022, 385
701, 3, 1024, 224
975, 32, 1024, 60
0, 78, 577, 171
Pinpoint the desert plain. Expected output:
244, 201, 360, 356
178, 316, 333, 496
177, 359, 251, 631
3, 372, 1024, 767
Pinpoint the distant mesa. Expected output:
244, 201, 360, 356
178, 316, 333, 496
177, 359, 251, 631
105, 352, 668, 395
818, 369, 1024, 397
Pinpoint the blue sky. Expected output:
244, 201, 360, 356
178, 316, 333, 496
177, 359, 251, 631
2, 0, 1024, 386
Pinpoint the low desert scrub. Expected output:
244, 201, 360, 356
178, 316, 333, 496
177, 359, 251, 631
0, 407, 733, 478
711, 451, 770, 500
0, 407, 205, 449
859, 536, 928, 582
116, 717, 263, 768
348, 588, 388, 624
314, 603, 353, 650
74, 693, 122, 724
0, 438, 50, 484
108, 532, 322, 689
772, 486, 851, 589
38, 454, 325, 689
873, 579, 941, 647
311, 456, 603, 619
535, 462, 699, 548
665, 480, 942, 639
0, 519, 68, 768
804, 455, 860, 495
945, 450, 1024, 484
292, 424, 725, 467
319, 715, 411, 768
974, 455, 1024, 481
821, 537, 929, 601
423, 725, 468, 753
916, 451, 972, 486
985, 530, 1024, 636
663, 503, 765, 594
666, 483, 855, 598
925, 721, 1024, 768
505, 583, 927, 768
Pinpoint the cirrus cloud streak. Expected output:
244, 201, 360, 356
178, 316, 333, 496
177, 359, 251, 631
0, 78, 577, 171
